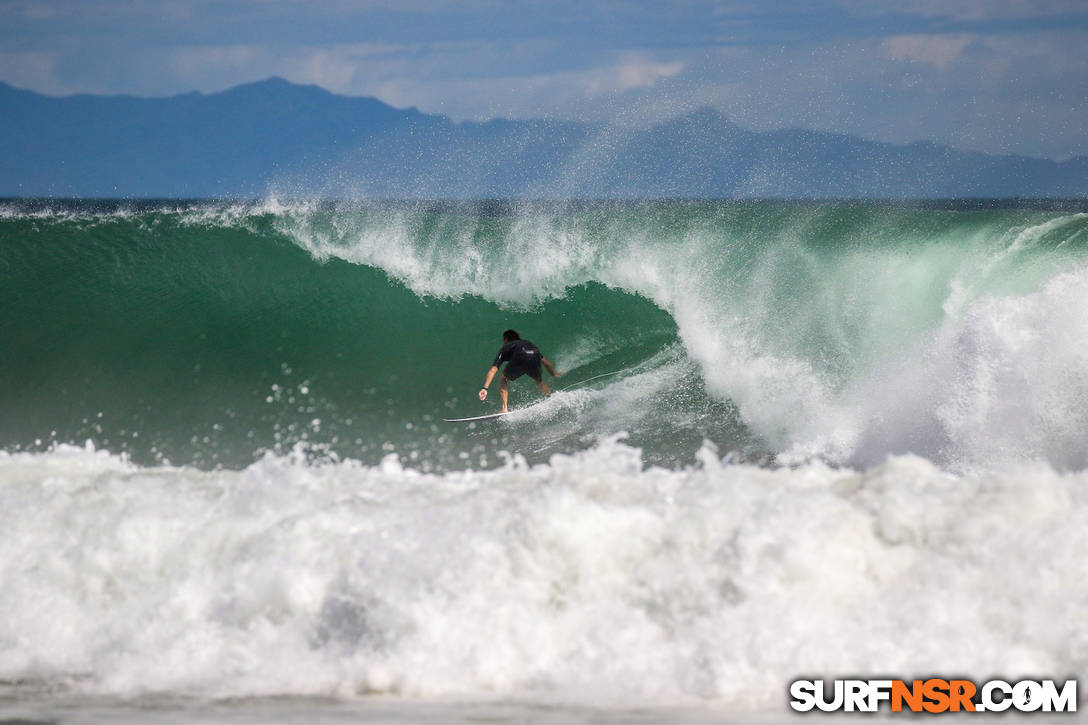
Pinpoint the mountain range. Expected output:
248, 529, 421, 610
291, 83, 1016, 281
1, 77, 1085, 198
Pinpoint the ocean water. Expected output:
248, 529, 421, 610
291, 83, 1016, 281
1, 198, 1087, 722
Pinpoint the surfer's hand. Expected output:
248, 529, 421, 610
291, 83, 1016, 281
479, 387, 488, 401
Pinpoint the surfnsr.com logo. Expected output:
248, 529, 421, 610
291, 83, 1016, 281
789, 679, 1077, 713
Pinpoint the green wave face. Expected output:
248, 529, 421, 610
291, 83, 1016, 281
2, 199, 1087, 471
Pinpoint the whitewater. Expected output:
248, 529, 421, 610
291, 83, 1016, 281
1, 199, 1086, 722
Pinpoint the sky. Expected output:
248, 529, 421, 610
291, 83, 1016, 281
2, 0, 1087, 159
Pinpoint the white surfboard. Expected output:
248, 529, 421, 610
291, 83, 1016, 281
442, 411, 510, 423
443, 396, 552, 422
443, 375, 619, 423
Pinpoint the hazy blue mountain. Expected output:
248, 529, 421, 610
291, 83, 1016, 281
1, 78, 1085, 198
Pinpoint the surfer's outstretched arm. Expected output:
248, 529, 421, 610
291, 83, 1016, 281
542, 358, 561, 377
479, 365, 499, 400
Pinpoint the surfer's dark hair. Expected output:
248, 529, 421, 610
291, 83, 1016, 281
502, 329, 520, 342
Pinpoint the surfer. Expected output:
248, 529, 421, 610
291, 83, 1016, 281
479, 329, 561, 413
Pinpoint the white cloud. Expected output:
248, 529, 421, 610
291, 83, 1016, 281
288, 43, 420, 95
839, 0, 1086, 21
171, 45, 262, 77
0, 51, 65, 94
612, 54, 687, 93
882, 34, 974, 69
357, 53, 687, 120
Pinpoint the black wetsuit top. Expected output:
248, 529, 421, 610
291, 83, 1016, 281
492, 339, 544, 381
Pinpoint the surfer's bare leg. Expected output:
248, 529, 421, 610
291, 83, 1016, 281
500, 375, 509, 413
536, 379, 551, 396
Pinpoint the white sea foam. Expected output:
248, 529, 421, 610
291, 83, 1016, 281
1, 441, 1085, 705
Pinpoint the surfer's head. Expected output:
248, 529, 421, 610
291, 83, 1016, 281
502, 329, 520, 343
